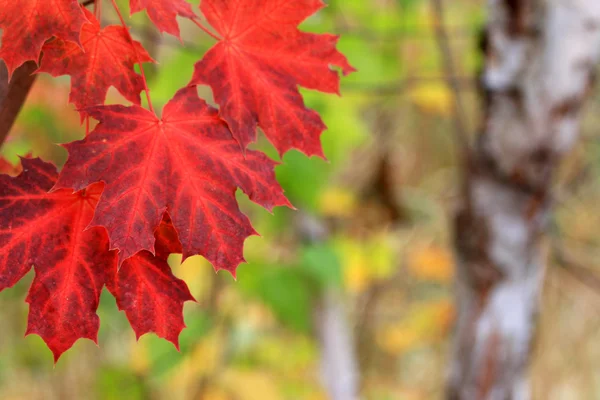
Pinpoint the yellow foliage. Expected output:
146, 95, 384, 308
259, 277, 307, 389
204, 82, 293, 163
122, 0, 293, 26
222, 370, 281, 400
168, 330, 224, 395
254, 335, 317, 375
170, 254, 212, 299
345, 256, 370, 293
377, 299, 455, 355
377, 326, 421, 355
408, 82, 452, 116
202, 388, 230, 400
129, 340, 149, 374
318, 187, 357, 217
336, 234, 396, 293
242, 234, 270, 261
191, 331, 224, 377
407, 244, 454, 282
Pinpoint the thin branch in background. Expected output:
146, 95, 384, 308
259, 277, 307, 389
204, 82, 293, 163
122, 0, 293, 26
429, 0, 471, 153
0, 61, 37, 150
341, 76, 475, 95
335, 26, 476, 41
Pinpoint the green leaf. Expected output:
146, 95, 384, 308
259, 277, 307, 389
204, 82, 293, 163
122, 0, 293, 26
97, 366, 148, 400
238, 264, 314, 333
300, 243, 342, 288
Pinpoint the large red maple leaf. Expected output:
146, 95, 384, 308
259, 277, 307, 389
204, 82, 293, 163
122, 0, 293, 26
56, 87, 291, 274
190, 0, 356, 157
130, 0, 196, 38
0, 158, 196, 359
0, 158, 114, 360
38, 9, 153, 115
0, 0, 88, 78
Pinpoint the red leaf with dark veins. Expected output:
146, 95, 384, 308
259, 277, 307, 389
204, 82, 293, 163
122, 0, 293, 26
130, 0, 196, 38
38, 9, 154, 117
56, 87, 291, 274
106, 220, 194, 348
0, 158, 116, 361
190, 0, 356, 157
0, 0, 88, 78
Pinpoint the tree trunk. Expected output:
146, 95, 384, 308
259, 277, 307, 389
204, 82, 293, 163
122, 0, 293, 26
448, 0, 600, 399
315, 289, 359, 400
295, 212, 360, 400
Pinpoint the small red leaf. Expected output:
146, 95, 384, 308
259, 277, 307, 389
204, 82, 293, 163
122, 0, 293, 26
130, 0, 196, 38
0, 158, 116, 361
56, 87, 291, 274
38, 9, 153, 115
106, 247, 195, 348
0, 0, 88, 77
190, 0, 355, 156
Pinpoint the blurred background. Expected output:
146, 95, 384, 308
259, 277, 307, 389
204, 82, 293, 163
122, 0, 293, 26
2, 0, 600, 399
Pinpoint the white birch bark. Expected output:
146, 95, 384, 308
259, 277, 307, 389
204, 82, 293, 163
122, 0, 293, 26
448, 0, 600, 399
315, 289, 359, 400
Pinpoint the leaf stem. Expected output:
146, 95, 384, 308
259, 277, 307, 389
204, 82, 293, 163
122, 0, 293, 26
110, 0, 154, 113
192, 18, 221, 41
94, 0, 102, 20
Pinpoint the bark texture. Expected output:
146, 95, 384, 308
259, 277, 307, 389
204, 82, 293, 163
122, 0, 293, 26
449, 0, 600, 399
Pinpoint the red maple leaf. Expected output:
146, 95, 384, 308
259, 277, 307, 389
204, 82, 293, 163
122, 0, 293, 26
190, 0, 356, 157
56, 87, 291, 274
107, 216, 195, 347
130, 0, 196, 38
0, 0, 88, 78
0, 158, 196, 358
0, 158, 115, 360
38, 9, 153, 115
0, 158, 20, 175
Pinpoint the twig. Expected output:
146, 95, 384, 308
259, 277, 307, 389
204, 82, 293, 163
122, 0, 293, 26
342, 76, 474, 95
0, 61, 37, 150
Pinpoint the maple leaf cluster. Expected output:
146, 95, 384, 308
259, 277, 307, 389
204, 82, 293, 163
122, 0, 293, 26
0, 0, 354, 360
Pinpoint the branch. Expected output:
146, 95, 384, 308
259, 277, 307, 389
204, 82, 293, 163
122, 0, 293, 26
430, 0, 471, 153
0, 61, 37, 150
0, 0, 97, 151
342, 76, 474, 95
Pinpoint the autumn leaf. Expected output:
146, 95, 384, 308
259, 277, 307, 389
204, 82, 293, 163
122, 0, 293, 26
0, 157, 21, 175
106, 217, 195, 348
407, 82, 452, 116
0, 158, 115, 361
407, 244, 454, 282
0, 0, 354, 358
56, 87, 292, 274
38, 9, 154, 116
190, 0, 356, 156
377, 299, 455, 355
0, 0, 88, 77
0, 157, 203, 357
130, 0, 196, 38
